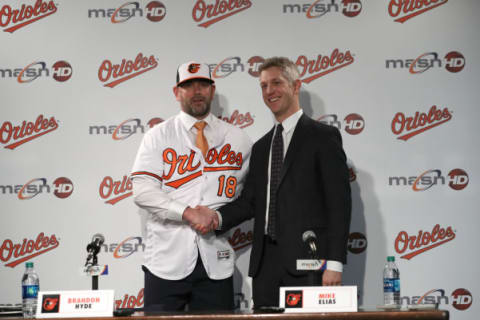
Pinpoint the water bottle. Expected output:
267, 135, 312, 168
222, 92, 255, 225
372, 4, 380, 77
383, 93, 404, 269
22, 262, 40, 318
383, 256, 400, 306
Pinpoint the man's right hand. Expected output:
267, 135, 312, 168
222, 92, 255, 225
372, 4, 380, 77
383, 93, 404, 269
182, 206, 218, 235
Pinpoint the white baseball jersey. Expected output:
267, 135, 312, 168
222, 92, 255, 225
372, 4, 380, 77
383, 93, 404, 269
131, 111, 252, 280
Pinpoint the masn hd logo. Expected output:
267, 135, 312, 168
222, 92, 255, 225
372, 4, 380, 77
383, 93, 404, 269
0, 177, 74, 200
347, 232, 367, 254
400, 288, 472, 311
386, 51, 465, 74
89, 117, 164, 140
88, 1, 166, 23
317, 113, 365, 135
388, 168, 468, 191
100, 237, 145, 258
283, 0, 362, 18
0, 60, 73, 83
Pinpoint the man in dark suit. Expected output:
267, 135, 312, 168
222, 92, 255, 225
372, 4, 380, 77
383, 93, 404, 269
195, 57, 351, 308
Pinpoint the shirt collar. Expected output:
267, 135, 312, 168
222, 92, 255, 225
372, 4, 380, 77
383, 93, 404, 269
179, 111, 213, 131
276, 109, 303, 134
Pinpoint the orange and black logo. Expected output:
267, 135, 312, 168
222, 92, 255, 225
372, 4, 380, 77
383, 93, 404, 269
285, 290, 303, 308
188, 63, 201, 73
42, 295, 60, 313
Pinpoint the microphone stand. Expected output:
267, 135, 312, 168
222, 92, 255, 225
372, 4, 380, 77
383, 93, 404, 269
85, 243, 101, 290
307, 240, 320, 286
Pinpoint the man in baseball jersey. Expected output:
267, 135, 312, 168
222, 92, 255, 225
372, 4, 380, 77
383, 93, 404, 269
130, 61, 252, 311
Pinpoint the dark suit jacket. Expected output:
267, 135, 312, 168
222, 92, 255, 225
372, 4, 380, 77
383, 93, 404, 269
220, 114, 351, 277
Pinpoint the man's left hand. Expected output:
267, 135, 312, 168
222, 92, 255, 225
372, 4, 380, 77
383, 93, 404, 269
322, 270, 342, 286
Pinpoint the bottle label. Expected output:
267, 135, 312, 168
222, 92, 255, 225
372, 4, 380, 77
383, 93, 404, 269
383, 278, 399, 293
393, 278, 400, 292
22, 285, 39, 299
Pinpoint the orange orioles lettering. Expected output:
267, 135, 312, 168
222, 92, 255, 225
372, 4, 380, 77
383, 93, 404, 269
162, 144, 243, 190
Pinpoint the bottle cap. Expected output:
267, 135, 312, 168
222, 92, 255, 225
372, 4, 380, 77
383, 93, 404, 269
387, 256, 395, 262
26, 262, 34, 268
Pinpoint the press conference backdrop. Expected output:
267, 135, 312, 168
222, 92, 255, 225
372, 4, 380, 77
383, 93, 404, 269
1, 0, 478, 318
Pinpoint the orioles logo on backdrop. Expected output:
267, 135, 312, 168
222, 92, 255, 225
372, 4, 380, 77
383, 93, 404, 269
391, 105, 452, 141
192, 0, 252, 28
388, 0, 448, 23
1, 115, 59, 150
218, 110, 254, 129
296, 49, 355, 83
395, 224, 455, 260
98, 53, 158, 88
228, 227, 253, 251
99, 175, 132, 205
115, 289, 144, 310
0, 233, 60, 268
0, 0, 58, 33
131, 144, 244, 198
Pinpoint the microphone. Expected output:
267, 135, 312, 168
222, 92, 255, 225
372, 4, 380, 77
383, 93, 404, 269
302, 230, 318, 258
87, 233, 105, 253
85, 233, 105, 266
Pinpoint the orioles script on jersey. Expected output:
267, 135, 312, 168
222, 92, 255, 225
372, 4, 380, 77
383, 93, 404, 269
160, 144, 244, 189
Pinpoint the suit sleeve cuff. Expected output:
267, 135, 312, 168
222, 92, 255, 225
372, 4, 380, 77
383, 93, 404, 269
215, 211, 223, 230
326, 260, 343, 272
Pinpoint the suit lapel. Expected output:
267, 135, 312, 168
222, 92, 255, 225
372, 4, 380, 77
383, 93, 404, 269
278, 114, 309, 187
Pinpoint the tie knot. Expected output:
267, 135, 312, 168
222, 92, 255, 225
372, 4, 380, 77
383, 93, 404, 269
194, 121, 207, 131
277, 123, 283, 132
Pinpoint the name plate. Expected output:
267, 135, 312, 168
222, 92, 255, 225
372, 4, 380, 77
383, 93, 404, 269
36, 290, 114, 318
280, 286, 357, 313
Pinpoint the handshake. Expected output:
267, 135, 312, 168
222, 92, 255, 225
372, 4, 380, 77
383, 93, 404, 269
183, 205, 219, 235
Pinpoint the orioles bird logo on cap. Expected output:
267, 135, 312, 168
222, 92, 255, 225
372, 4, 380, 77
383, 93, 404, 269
188, 63, 201, 74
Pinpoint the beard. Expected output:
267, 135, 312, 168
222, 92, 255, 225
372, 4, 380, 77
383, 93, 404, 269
181, 96, 212, 118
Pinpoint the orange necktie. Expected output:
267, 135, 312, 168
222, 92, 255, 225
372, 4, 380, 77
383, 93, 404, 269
194, 121, 209, 158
